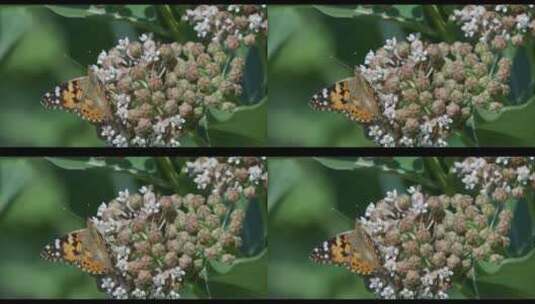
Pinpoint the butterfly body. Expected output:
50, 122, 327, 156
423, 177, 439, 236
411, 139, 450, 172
41, 69, 112, 124
310, 72, 380, 124
41, 219, 113, 275
310, 221, 381, 275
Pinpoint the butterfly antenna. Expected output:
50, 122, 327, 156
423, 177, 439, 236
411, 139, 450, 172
328, 55, 353, 73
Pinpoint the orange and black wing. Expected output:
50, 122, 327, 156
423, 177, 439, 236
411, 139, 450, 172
40, 228, 111, 275
310, 77, 378, 124
310, 229, 381, 275
310, 232, 354, 271
41, 76, 110, 124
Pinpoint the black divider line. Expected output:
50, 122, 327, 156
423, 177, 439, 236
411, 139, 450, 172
0, 1, 523, 5
0, 147, 533, 157
0, 298, 521, 302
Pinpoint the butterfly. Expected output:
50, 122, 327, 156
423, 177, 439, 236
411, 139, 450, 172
310, 71, 380, 124
310, 221, 381, 275
41, 218, 114, 275
41, 68, 112, 124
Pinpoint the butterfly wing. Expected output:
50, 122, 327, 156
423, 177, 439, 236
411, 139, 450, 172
41, 71, 110, 124
346, 222, 381, 275
82, 219, 114, 274
77, 70, 112, 123
41, 221, 113, 275
310, 224, 381, 275
310, 231, 354, 270
346, 73, 380, 123
309, 77, 353, 113
309, 75, 379, 124
41, 76, 87, 110
41, 228, 91, 271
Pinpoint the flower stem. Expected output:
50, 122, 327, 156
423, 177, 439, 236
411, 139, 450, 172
424, 157, 455, 195
158, 5, 182, 42
471, 264, 480, 299
424, 5, 454, 43
156, 157, 182, 192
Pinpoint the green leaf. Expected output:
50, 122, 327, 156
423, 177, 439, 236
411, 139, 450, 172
242, 45, 265, 104
46, 5, 155, 21
448, 285, 468, 299
314, 157, 423, 174
0, 159, 33, 219
313, 5, 436, 37
391, 5, 423, 21
313, 5, 355, 18
0, 6, 33, 62
313, 157, 362, 170
314, 157, 438, 190
44, 5, 169, 37
205, 99, 266, 146
473, 249, 535, 298
267, 159, 302, 212
44, 5, 94, 18
207, 250, 267, 298
474, 97, 535, 146
267, 6, 300, 59
45, 157, 171, 189
45, 157, 105, 170
239, 197, 266, 256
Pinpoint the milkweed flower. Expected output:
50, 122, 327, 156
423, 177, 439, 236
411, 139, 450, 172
358, 34, 510, 147
451, 5, 535, 48
91, 33, 245, 147
359, 186, 511, 299
183, 5, 268, 48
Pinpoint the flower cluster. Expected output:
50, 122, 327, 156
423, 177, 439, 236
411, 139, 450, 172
359, 34, 511, 147
452, 157, 535, 201
183, 5, 267, 48
92, 33, 245, 147
451, 5, 535, 48
92, 185, 247, 299
360, 186, 512, 299
184, 157, 268, 200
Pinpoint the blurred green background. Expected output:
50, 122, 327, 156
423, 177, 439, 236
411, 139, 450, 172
268, 157, 535, 298
268, 5, 407, 147
0, 5, 266, 147
0, 5, 146, 146
0, 157, 267, 298
267, 5, 535, 147
268, 157, 410, 298
0, 157, 141, 298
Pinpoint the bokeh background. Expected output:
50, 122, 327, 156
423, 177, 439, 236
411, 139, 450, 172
268, 5, 408, 147
268, 157, 409, 298
0, 157, 267, 298
0, 5, 266, 147
0, 157, 141, 298
267, 157, 535, 298
267, 5, 534, 147
0, 5, 147, 146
